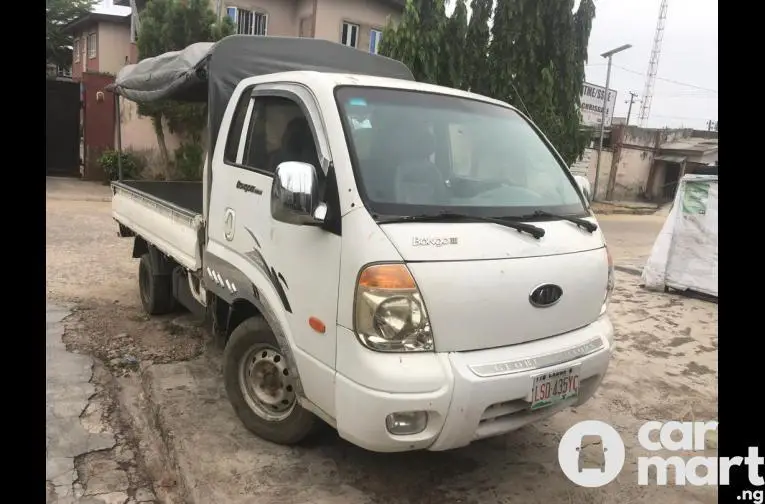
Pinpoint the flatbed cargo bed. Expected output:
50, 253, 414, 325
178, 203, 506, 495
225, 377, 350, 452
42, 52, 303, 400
111, 180, 204, 271
117, 180, 203, 215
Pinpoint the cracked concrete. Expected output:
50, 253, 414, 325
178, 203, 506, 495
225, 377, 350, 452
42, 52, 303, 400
47, 303, 154, 504
47, 303, 117, 503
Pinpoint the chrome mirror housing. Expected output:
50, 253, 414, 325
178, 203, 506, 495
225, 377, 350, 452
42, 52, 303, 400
271, 162, 326, 225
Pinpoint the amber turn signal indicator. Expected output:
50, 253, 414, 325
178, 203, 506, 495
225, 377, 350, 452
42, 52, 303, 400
358, 264, 416, 290
309, 316, 326, 334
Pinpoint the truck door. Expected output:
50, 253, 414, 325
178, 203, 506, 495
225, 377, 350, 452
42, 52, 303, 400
207, 84, 341, 418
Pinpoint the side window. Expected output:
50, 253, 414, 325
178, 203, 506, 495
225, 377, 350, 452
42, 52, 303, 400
240, 95, 321, 175
223, 90, 253, 164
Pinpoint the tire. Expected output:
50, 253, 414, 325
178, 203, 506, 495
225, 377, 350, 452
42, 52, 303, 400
223, 316, 316, 445
138, 253, 176, 315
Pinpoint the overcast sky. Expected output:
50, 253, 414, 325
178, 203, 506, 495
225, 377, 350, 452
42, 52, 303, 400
101, 0, 717, 129
585, 0, 718, 129
447, 0, 718, 130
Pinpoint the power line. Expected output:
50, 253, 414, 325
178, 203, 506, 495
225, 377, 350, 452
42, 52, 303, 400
612, 64, 718, 94
585, 63, 718, 94
653, 93, 718, 99
650, 114, 712, 121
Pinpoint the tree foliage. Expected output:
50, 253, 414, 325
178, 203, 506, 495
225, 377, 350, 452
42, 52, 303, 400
464, 0, 492, 95
488, 0, 595, 165
379, 0, 597, 166
46, 0, 98, 69
137, 0, 233, 178
378, 0, 446, 84
439, 0, 468, 89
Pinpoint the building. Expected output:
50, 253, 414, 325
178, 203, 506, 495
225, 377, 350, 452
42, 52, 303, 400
59, 10, 135, 180
64, 11, 135, 79
112, 0, 404, 178
115, 0, 403, 54
579, 126, 719, 203
650, 137, 719, 201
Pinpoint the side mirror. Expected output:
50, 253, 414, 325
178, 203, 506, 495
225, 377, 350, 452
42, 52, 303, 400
573, 175, 593, 204
271, 161, 327, 225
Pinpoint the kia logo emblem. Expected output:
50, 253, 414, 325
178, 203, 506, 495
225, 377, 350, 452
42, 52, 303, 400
529, 284, 563, 308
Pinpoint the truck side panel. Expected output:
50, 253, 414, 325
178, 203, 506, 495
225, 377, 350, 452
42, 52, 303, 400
112, 186, 203, 271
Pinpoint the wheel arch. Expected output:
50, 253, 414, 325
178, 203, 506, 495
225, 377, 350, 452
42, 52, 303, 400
133, 236, 176, 275
224, 295, 307, 402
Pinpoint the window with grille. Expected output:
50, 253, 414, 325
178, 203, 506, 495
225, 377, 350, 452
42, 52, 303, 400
227, 7, 268, 36
341, 22, 359, 48
87, 33, 97, 59
73, 39, 81, 63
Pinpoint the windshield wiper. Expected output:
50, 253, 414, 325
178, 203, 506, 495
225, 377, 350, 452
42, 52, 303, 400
377, 212, 546, 239
526, 210, 598, 233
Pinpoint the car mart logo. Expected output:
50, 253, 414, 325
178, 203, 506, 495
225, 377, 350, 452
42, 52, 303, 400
559, 420, 763, 492
558, 420, 625, 487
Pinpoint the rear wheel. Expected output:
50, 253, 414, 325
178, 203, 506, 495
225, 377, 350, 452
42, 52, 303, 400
223, 316, 316, 445
138, 253, 176, 315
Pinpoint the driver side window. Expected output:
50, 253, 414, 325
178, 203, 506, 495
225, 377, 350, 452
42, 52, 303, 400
239, 95, 322, 176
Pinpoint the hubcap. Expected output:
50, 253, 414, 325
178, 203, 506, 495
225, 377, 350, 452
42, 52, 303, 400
239, 345, 296, 421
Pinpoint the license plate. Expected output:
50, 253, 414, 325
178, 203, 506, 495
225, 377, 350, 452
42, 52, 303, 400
530, 365, 580, 411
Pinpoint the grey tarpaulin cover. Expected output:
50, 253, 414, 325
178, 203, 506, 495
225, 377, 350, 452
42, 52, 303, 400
108, 35, 415, 154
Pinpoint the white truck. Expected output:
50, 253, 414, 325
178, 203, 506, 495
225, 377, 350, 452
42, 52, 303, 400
109, 35, 615, 452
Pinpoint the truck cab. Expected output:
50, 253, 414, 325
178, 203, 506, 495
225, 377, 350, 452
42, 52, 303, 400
110, 35, 615, 452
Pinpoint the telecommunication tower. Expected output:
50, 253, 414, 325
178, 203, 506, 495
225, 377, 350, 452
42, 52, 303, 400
637, 0, 669, 126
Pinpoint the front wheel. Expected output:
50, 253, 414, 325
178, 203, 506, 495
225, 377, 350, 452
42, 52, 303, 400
223, 316, 316, 445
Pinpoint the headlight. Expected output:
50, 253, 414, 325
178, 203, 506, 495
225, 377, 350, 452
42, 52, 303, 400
601, 246, 615, 315
354, 263, 434, 352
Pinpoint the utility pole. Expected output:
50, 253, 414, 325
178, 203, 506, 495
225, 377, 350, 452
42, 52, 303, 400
625, 92, 639, 125
594, 44, 632, 202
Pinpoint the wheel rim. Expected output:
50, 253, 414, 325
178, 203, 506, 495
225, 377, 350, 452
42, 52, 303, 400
238, 344, 297, 421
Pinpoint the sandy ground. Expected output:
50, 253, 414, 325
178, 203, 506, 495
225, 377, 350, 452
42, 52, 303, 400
46, 177, 717, 504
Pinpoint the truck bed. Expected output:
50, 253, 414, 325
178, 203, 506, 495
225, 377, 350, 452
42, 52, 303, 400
111, 180, 204, 271
118, 180, 203, 214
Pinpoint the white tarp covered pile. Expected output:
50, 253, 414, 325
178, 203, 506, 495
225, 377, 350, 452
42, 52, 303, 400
641, 174, 718, 297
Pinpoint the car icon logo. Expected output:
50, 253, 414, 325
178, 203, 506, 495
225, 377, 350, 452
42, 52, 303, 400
529, 283, 563, 308
576, 435, 607, 473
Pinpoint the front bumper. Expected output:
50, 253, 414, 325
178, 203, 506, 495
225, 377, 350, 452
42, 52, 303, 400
334, 315, 614, 452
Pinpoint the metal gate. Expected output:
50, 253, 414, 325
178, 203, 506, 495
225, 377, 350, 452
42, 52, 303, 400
46, 79, 81, 176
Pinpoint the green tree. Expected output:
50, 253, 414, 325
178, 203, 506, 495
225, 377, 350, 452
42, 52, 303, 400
137, 0, 233, 178
439, 0, 468, 89
463, 0, 492, 95
489, 0, 596, 165
46, 0, 98, 69
378, 0, 446, 84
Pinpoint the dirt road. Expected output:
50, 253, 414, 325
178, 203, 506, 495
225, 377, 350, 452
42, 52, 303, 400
47, 178, 717, 504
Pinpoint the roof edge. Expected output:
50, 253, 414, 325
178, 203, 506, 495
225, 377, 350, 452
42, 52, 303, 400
63, 12, 131, 34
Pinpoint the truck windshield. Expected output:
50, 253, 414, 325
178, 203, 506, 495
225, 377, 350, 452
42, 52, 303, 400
335, 86, 587, 219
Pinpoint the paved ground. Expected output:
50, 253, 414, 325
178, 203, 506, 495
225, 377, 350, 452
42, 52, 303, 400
46, 302, 158, 504
47, 177, 717, 504
597, 213, 666, 268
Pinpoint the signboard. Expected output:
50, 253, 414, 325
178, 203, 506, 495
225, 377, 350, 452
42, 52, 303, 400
581, 82, 617, 128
